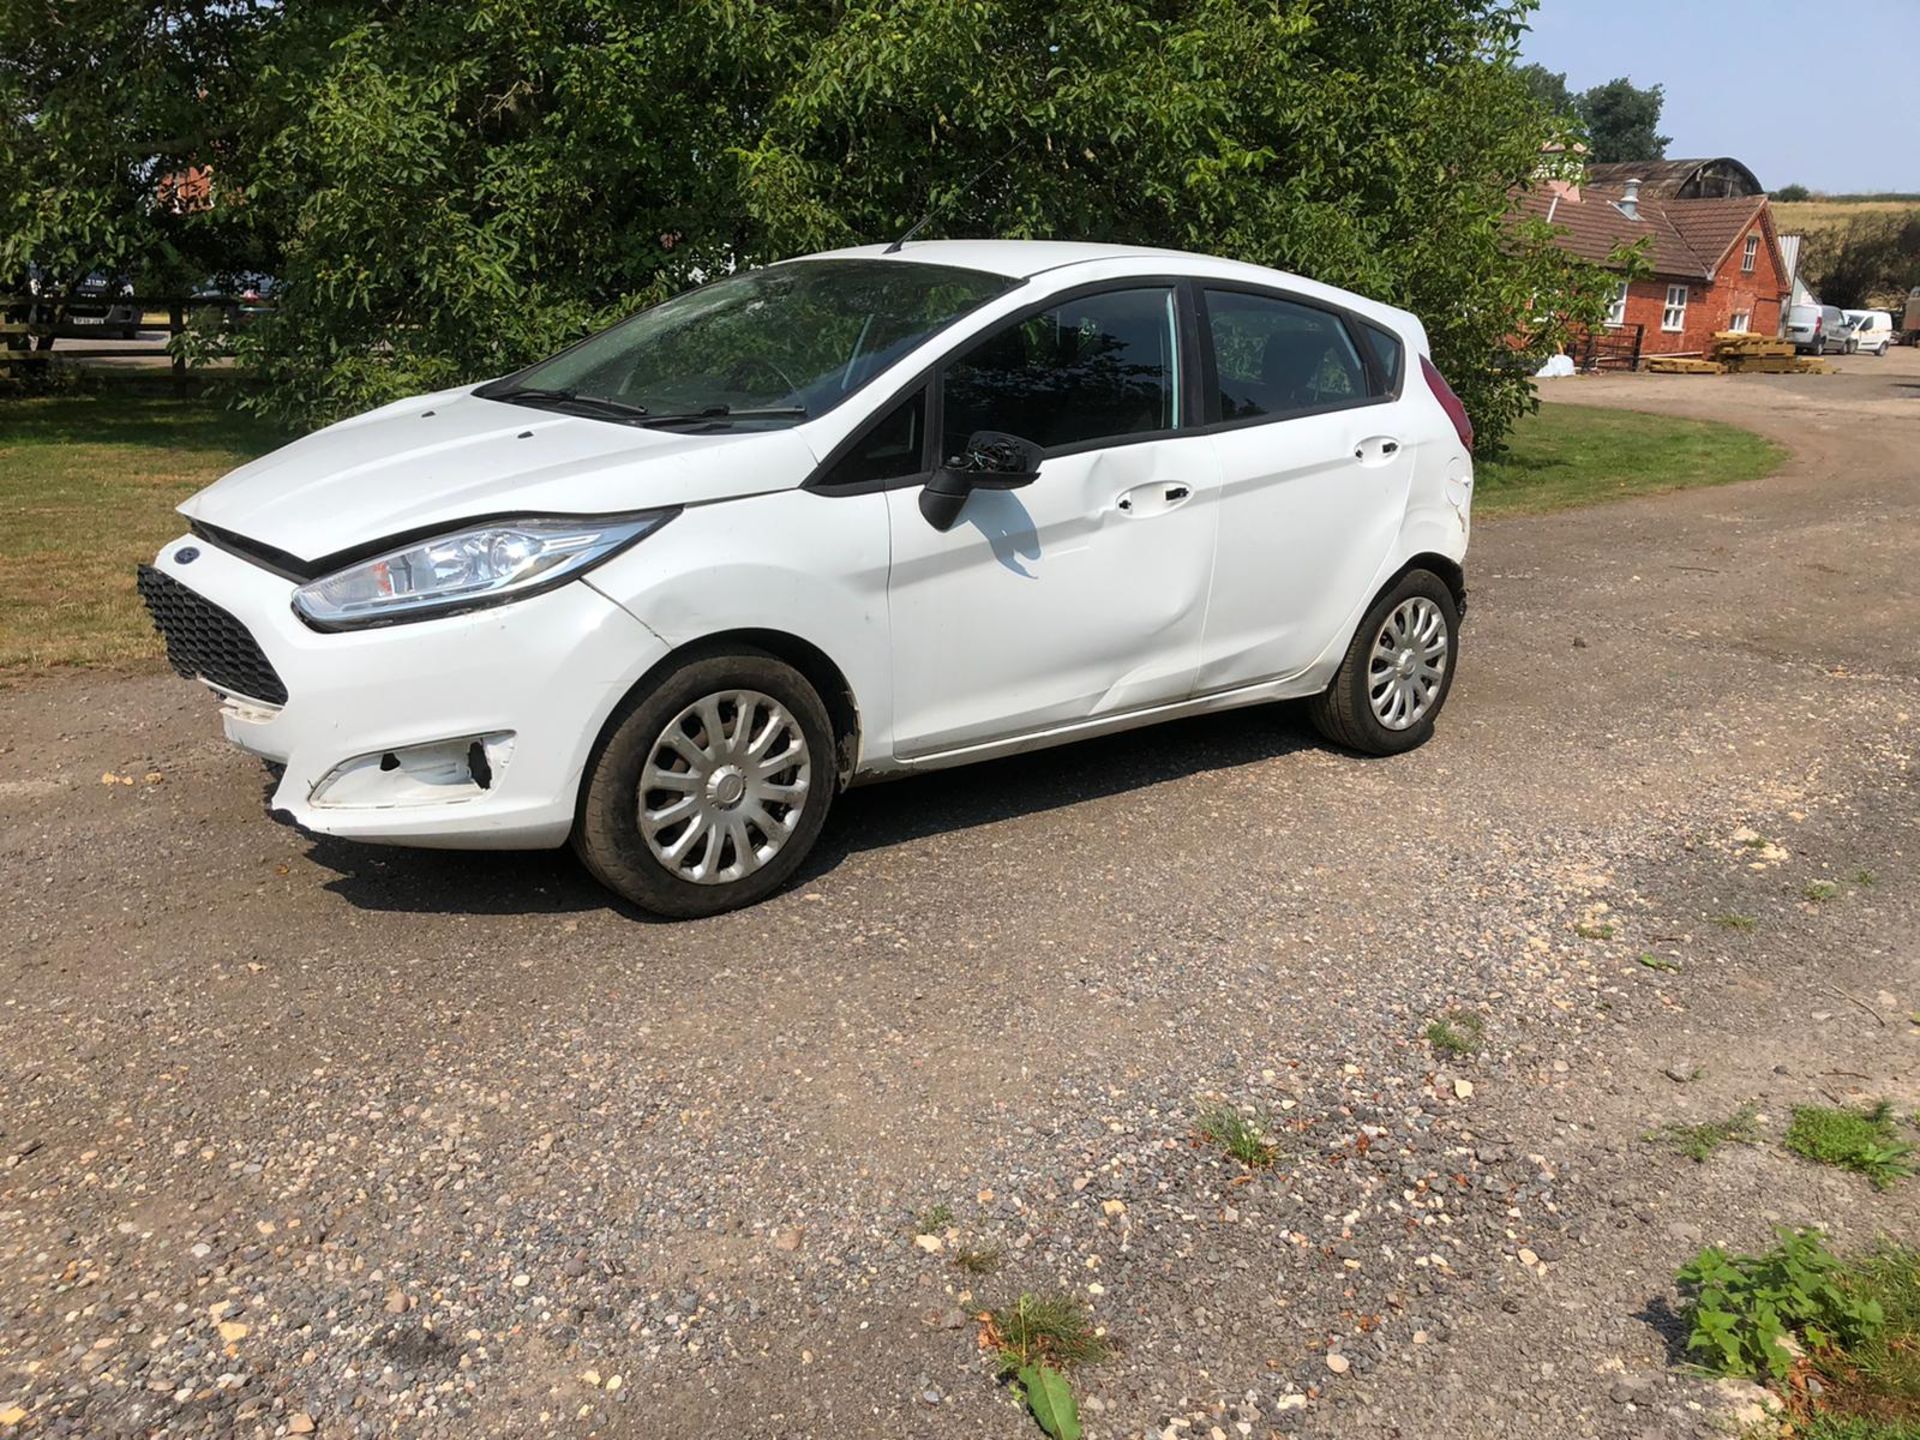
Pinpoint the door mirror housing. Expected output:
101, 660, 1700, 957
919, 431, 1043, 531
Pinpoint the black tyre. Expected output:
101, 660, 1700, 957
1307, 569, 1460, 756
573, 650, 836, 918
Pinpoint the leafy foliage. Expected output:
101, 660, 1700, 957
1785, 1103, 1915, 1190
1676, 1229, 1886, 1379
1015, 1363, 1080, 1440
0, 2, 275, 307
1801, 214, 1920, 308
1573, 77, 1669, 164
7, 0, 1614, 451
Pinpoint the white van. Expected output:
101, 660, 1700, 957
1842, 310, 1895, 356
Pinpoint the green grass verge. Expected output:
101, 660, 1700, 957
1475, 403, 1784, 517
0, 381, 286, 672
0, 388, 1785, 674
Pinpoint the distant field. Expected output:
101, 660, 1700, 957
1773, 198, 1920, 235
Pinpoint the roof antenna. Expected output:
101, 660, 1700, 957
884, 139, 1021, 253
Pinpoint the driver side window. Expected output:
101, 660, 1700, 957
940, 287, 1180, 458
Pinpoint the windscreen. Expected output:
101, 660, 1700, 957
483, 260, 1016, 426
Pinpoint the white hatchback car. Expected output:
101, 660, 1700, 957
140, 242, 1474, 916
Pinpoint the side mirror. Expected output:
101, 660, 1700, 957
919, 431, 1043, 531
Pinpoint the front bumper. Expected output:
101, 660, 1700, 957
144, 535, 670, 848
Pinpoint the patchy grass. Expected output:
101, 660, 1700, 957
1474, 404, 1784, 517
0, 381, 287, 672
984, 1293, 1113, 1371
1785, 1102, 1915, 1190
1425, 1009, 1486, 1058
950, 1244, 1002, 1276
1638, 953, 1681, 973
1805, 880, 1841, 904
1712, 912, 1760, 932
1194, 1103, 1278, 1168
912, 1203, 954, 1235
1573, 920, 1615, 940
1655, 1104, 1760, 1163
1851, 870, 1878, 889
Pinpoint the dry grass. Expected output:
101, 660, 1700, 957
1772, 199, 1920, 236
0, 380, 286, 673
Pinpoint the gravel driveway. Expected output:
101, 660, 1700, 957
3, 349, 1918, 1439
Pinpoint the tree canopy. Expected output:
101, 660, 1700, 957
1574, 77, 1669, 165
6, 0, 1614, 451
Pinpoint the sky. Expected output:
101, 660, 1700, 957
1520, 0, 1920, 193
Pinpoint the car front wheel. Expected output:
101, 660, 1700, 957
1308, 569, 1460, 756
574, 650, 836, 917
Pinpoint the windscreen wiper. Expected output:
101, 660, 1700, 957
489, 387, 653, 421
638, 405, 810, 428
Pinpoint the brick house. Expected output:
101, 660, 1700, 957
1518, 157, 1791, 360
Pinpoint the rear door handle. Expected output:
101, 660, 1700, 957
1116, 482, 1194, 516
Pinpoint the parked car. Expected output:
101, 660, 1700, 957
1786, 302, 1850, 356
138, 242, 1474, 916
1842, 309, 1895, 356
189, 273, 280, 328
28, 270, 142, 340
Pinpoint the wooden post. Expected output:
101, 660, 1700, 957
170, 299, 187, 390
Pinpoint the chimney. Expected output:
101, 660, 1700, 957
1618, 177, 1641, 221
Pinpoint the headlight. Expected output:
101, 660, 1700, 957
292, 512, 673, 628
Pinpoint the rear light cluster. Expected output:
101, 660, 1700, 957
1420, 355, 1474, 452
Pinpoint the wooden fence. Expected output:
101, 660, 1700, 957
1, 295, 257, 378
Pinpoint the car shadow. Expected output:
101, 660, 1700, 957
299, 701, 1329, 917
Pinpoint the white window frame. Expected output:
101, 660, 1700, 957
1728, 311, 1751, 334
1662, 284, 1689, 333
1604, 281, 1629, 328
1742, 234, 1759, 272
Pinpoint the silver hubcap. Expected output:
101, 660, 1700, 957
1367, 597, 1448, 730
638, 690, 811, 885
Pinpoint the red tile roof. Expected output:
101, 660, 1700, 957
1514, 184, 1770, 281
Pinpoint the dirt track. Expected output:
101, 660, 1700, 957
2, 349, 1917, 1438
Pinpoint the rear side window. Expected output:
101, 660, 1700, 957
818, 388, 926, 488
941, 287, 1180, 454
1360, 320, 1404, 394
1202, 289, 1371, 420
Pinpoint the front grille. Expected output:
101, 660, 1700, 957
136, 565, 288, 706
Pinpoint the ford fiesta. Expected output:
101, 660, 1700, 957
139, 241, 1475, 917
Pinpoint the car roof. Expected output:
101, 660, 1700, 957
802, 239, 1202, 279
792, 239, 1418, 338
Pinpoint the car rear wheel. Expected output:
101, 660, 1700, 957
1307, 569, 1460, 756
574, 650, 836, 917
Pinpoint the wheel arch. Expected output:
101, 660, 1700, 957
585, 628, 864, 798
1393, 552, 1467, 617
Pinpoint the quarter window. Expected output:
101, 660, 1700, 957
1742, 233, 1759, 272
817, 387, 926, 488
940, 287, 1180, 454
1203, 289, 1370, 420
1662, 284, 1689, 332
1359, 320, 1404, 393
